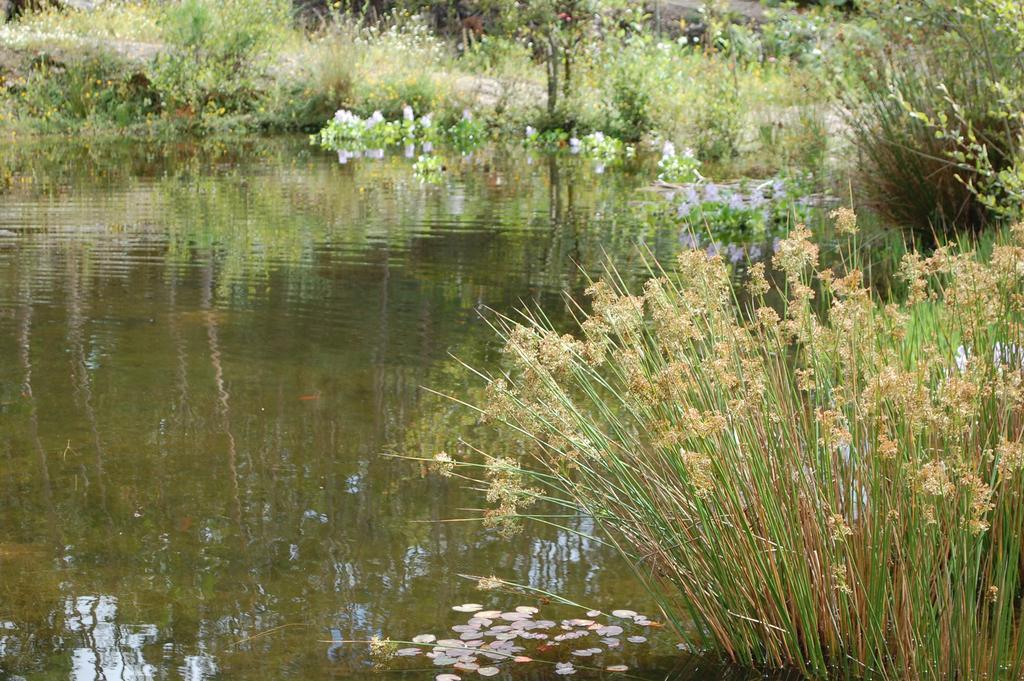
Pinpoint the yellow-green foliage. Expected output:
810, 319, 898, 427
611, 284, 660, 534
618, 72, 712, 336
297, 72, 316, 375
456, 215, 1024, 679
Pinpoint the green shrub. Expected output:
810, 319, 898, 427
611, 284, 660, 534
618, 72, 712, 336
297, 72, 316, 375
150, 0, 293, 119
692, 62, 743, 161
602, 51, 655, 143
844, 0, 1024, 238
446, 215, 1024, 679
5, 53, 159, 131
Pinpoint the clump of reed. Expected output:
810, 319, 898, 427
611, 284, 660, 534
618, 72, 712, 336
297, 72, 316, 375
454, 213, 1024, 679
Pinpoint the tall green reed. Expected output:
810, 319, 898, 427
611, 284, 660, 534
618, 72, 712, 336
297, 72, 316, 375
443, 213, 1024, 679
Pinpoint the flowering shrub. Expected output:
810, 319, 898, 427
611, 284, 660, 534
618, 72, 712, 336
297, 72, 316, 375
315, 106, 425, 152
439, 214, 1024, 679
656, 142, 701, 184
577, 132, 633, 165
445, 111, 487, 153
313, 106, 484, 155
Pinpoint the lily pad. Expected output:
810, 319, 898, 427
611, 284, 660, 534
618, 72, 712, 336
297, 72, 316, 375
476, 610, 502, 619
607, 665, 629, 672
611, 609, 636, 618
596, 625, 623, 636
477, 667, 500, 677
413, 634, 437, 644
453, 604, 484, 613
554, 662, 577, 675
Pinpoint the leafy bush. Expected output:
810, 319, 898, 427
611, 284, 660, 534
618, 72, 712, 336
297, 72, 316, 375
449, 215, 1024, 679
4, 53, 159, 130
150, 0, 293, 118
844, 0, 1024, 238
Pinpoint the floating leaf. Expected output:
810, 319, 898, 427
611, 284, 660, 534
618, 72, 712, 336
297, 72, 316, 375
477, 667, 500, 677
596, 625, 623, 636
437, 639, 463, 648
606, 665, 629, 672
454, 662, 479, 671
567, 618, 594, 627
414, 634, 437, 644
396, 647, 421, 657
586, 610, 602, 617
436, 675, 461, 681
453, 604, 484, 613
515, 606, 539, 615
460, 632, 483, 641
600, 637, 620, 647
453, 625, 479, 633
476, 610, 502, 619
513, 656, 532, 663
500, 612, 530, 621
611, 609, 636, 618
468, 617, 493, 628
434, 655, 460, 665
571, 649, 594, 657
480, 651, 506, 660
626, 635, 647, 643
554, 662, 577, 675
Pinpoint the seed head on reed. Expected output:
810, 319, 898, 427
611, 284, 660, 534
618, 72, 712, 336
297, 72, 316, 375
459, 211, 1024, 679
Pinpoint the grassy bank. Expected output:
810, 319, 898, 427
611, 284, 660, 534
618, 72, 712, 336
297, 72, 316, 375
0, 0, 833, 174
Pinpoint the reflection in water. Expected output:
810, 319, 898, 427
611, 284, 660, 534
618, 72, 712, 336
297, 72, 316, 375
65, 595, 157, 681
0, 138, 692, 680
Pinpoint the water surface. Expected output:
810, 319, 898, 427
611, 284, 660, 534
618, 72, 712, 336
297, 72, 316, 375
0, 138, 730, 680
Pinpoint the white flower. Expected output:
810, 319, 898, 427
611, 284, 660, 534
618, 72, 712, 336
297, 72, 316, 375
403, 104, 414, 122
334, 109, 359, 124
419, 113, 432, 128
525, 125, 536, 138
462, 109, 473, 121
365, 110, 384, 128
661, 140, 676, 158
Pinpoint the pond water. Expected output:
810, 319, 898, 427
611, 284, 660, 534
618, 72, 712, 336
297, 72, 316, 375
0, 137, 769, 680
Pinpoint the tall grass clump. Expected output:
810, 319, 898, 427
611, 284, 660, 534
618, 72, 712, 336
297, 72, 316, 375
452, 213, 1024, 679
844, 0, 1024, 239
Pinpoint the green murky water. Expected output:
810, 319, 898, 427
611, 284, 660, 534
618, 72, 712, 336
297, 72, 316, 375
0, 138, 751, 681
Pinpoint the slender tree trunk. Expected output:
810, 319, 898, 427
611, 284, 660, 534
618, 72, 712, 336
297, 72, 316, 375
546, 33, 559, 116
562, 49, 571, 101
